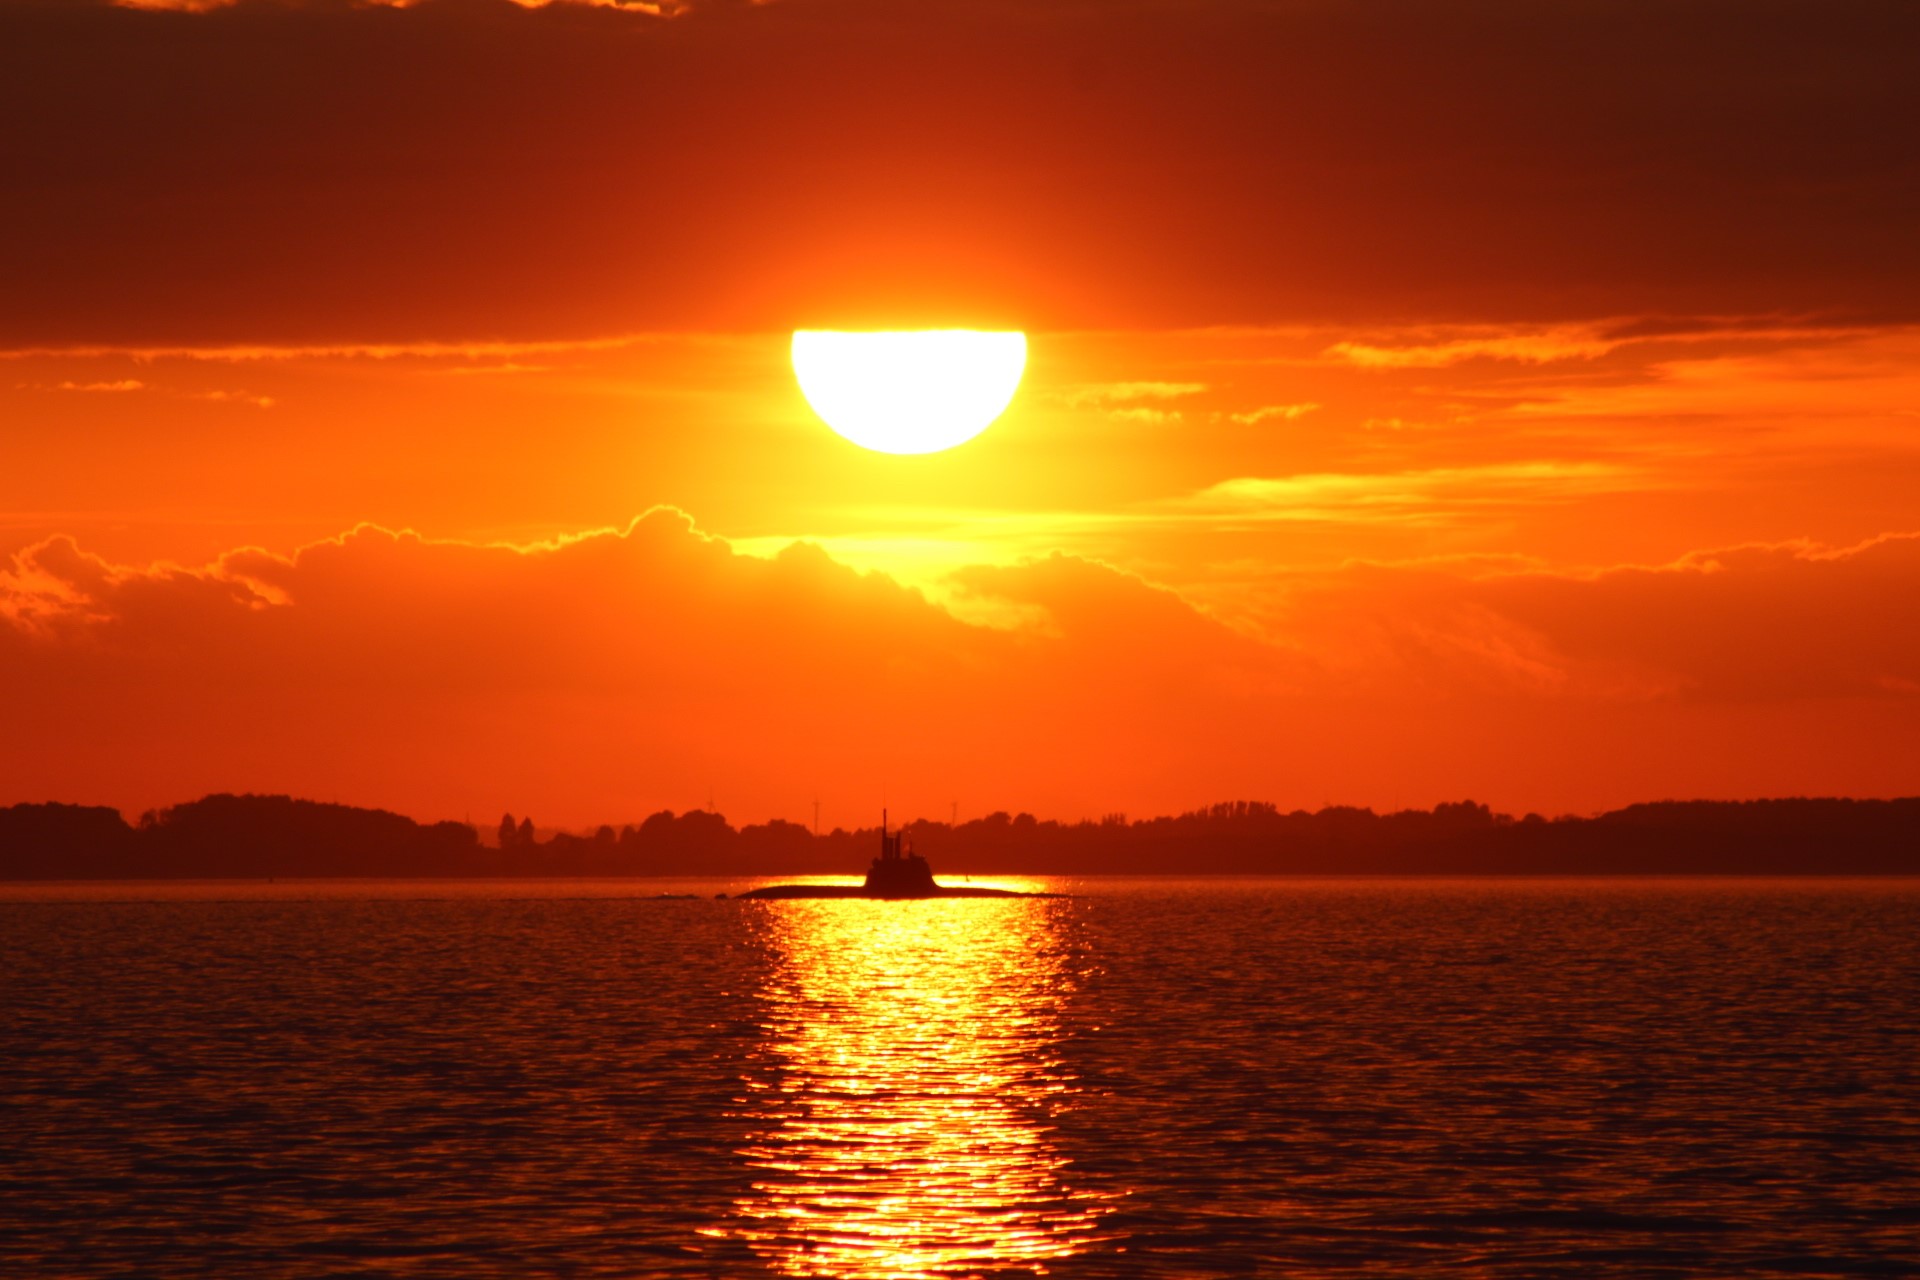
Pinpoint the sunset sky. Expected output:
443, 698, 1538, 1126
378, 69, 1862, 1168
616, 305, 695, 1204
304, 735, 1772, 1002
4, 0, 1918, 829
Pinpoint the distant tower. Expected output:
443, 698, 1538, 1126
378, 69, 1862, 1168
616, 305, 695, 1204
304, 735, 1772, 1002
813, 797, 820, 836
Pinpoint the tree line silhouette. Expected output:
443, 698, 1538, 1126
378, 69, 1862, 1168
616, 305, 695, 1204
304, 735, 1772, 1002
2, 792, 1918, 879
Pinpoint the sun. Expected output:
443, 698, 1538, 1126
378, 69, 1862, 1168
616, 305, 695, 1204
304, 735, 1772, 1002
791, 330, 1027, 455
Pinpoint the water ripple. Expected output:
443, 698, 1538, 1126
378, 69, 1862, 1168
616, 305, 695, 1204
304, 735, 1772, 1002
2, 879, 1917, 1276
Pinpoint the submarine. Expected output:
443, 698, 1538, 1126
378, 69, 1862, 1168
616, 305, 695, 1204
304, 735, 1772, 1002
733, 811, 1057, 900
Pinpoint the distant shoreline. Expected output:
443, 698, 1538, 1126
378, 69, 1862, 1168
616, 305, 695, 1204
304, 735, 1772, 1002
3, 875, 1920, 898
5, 793, 1920, 880
7, 872, 1920, 886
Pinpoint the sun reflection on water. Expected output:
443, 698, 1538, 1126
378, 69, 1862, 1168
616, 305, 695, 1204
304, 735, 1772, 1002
721, 899, 1111, 1278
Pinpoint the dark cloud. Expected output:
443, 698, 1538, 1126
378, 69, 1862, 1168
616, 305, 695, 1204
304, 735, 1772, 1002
3, 0, 1916, 343
1282, 533, 1920, 703
1480, 535, 1920, 701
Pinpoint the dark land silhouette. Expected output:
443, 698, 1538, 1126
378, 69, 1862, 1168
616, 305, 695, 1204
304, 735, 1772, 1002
4, 792, 1920, 880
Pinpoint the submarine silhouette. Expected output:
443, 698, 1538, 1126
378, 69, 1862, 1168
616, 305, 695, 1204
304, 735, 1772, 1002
734, 811, 1057, 899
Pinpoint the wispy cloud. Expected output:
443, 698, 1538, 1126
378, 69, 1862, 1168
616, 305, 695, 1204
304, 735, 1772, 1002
193, 389, 276, 409
115, 0, 685, 11
43, 380, 146, 394
0, 335, 654, 365
1504, 333, 1920, 425
112, 0, 240, 10
1051, 381, 1208, 409
1166, 462, 1646, 526
18, 379, 273, 408
831, 462, 1653, 566
1325, 325, 1621, 369
1109, 406, 1181, 425
521, 0, 690, 12
1226, 402, 1318, 425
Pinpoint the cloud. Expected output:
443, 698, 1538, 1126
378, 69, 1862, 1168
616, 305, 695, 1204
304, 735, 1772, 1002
1052, 382, 1208, 409
0, 336, 646, 364
1500, 328, 1920, 426
1168, 462, 1648, 527
0, 511, 1308, 823
947, 552, 1293, 689
113, 0, 683, 10
1108, 406, 1180, 425
9, 0, 1918, 344
6, 513, 1918, 825
1325, 326, 1622, 369
1046, 381, 1207, 424
191, 388, 275, 408
111, 0, 241, 10
17, 378, 273, 408
1272, 533, 1920, 703
1478, 535, 1920, 701
43, 379, 145, 393
530, 0, 690, 13
1226, 403, 1318, 425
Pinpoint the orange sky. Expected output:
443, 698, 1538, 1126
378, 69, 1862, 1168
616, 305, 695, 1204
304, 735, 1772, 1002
4, 0, 1918, 828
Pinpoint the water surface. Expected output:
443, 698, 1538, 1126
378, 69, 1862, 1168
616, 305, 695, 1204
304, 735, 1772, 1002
3, 878, 1917, 1277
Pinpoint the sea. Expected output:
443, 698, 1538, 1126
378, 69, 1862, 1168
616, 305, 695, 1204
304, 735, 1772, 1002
3, 878, 1918, 1278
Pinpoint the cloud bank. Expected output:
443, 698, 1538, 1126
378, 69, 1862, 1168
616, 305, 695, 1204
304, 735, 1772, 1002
4, 0, 1917, 343
5, 512, 1916, 825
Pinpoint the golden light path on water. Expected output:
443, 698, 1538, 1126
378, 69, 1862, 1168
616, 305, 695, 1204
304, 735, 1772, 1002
716, 896, 1114, 1277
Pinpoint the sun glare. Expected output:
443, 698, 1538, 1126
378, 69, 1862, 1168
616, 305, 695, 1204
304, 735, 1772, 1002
791, 330, 1027, 455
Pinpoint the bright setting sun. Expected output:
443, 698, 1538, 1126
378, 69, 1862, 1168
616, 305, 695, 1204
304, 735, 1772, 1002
791, 329, 1028, 455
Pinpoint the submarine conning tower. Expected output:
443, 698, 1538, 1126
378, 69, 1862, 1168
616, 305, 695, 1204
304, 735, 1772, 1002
865, 808, 938, 896
879, 808, 908, 860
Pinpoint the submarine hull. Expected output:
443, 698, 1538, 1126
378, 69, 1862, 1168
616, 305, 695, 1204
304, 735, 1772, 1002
731, 814, 1061, 898
733, 883, 1059, 900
